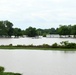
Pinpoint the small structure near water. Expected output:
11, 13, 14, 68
46, 34, 60, 38
46, 34, 74, 38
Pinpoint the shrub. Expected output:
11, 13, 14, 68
42, 44, 50, 48
0, 66, 5, 72
17, 45, 23, 47
66, 43, 76, 48
9, 44, 13, 46
43, 33, 46, 37
60, 41, 69, 46
51, 43, 58, 48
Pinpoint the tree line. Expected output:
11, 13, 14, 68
0, 20, 76, 38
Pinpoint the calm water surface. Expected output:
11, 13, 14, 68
0, 37, 76, 45
0, 50, 76, 75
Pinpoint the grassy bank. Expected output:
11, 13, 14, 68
0, 46, 76, 51
0, 41, 76, 51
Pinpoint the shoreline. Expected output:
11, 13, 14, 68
0, 41, 76, 51
0, 46, 76, 51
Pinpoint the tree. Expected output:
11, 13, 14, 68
68, 25, 72, 37
43, 33, 46, 37
37, 28, 43, 35
55, 28, 59, 34
71, 25, 76, 38
0, 21, 7, 37
58, 25, 70, 37
13, 28, 22, 37
4, 20, 13, 37
25, 27, 38, 37
49, 28, 56, 34
0, 20, 13, 37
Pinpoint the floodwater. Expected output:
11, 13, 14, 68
0, 50, 76, 75
0, 37, 76, 45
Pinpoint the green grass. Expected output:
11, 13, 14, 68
0, 46, 76, 51
0, 41, 76, 51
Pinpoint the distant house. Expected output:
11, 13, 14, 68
46, 34, 74, 38
46, 34, 60, 38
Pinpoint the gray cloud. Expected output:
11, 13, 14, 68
0, 0, 76, 29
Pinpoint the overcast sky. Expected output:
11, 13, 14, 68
0, 0, 76, 29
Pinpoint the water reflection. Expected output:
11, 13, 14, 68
0, 37, 76, 45
64, 51, 76, 53
0, 50, 76, 75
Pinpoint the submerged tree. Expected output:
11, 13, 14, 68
58, 25, 70, 37
13, 28, 23, 37
0, 20, 13, 37
25, 27, 38, 37
71, 25, 76, 38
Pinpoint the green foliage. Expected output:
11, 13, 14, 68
2, 72, 22, 75
9, 44, 13, 46
58, 25, 69, 37
43, 33, 46, 37
51, 43, 58, 48
57, 25, 76, 38
66, 43, 76, 48
37, 28, 56, 36
13, 28, 22, 37
5, 20, 13, 37
25, 27, 38, 37
0, 20, 13, 37
49, 28, 56, 34
0, 20, 76, 38
60, 41, 76, 48
37, 28, 43, 35
60, 41, 69, 46
0, 21, 7, 36
0, 66, 22, 75
0, 66, 5, 72
71, 25, 76, 37
0, 41, 76, 49
42, 44, 50, 48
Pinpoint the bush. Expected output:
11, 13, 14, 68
0, 66, 5, 72
66, 43, 76, 48
42, 44, 50, 48
51, 43, 58, 48
43, 33, 46, 37
60, 41, 69, 46
9, 44, 13, 46
17, 45, 23, 47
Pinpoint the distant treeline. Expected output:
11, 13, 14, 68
0, 66, 22, 75
0, 20, 76, 38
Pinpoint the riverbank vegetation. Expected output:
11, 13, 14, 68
0, 66, 22, 75
0, 41, 76, 50
0, 20, 76, 38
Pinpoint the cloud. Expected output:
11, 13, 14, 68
0, 0, 76, 29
